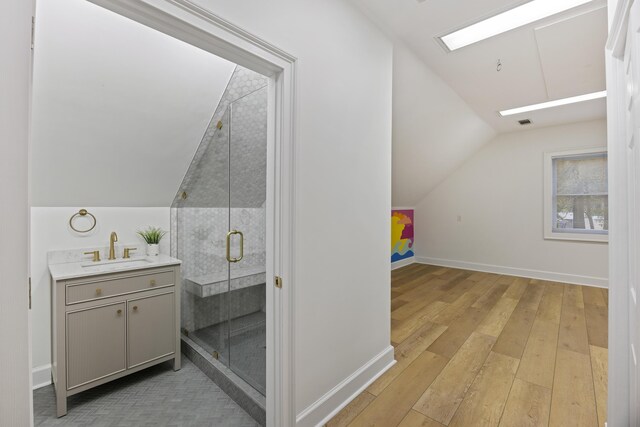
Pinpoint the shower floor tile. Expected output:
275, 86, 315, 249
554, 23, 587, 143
190, 312, 266, 395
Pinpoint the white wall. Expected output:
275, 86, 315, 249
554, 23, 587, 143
30, 0, 393, 422
608, 0, 619, 27
392, 43, 496, 206
30, 207, 170, 386
187, 0, 394, 422
31, 0, 235, 207
0, 0, 34, 424
415, 119, 609, 287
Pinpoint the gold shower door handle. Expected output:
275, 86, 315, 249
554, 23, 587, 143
226, 230, 244, 263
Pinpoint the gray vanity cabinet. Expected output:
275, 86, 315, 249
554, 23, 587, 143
51, 264, 181, 417
66, 302, 127, 389
127, 292, 176, 368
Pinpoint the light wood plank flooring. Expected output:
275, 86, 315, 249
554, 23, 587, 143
327, 264, 608, 427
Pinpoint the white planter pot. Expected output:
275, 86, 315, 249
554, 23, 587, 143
147, 244, 160, 256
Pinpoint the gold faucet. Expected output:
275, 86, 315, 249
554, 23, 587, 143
108, 232, 118, 260
84, 250, 101, 262
123, 247, 136, 259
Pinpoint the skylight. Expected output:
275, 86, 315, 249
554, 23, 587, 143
439, 0, 593, 51
499, 90, 607, 116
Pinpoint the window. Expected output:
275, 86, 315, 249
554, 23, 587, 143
544, 147, 608, 242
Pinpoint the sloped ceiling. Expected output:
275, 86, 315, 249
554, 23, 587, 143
31, 0, 236, 207
351, 0, 608, 206
392, 43, 496, 206
535, 8, 607, 100
351, 0, 607, 133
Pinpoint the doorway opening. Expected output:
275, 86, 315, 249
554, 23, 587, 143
52, 0, 296, 425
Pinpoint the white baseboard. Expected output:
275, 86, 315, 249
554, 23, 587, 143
391, 257, 415, 271
32, 364, 51, 390
296, 345, 395, 427
415, 256, 608, 288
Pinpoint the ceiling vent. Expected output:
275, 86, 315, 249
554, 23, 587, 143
518, 119, 532, 125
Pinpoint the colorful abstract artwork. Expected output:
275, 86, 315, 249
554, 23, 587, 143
392, 209, 414, 262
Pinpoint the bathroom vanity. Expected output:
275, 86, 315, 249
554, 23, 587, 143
49, 255, 181, 417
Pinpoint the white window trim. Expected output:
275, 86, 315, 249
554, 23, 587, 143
543, 146, 609, 243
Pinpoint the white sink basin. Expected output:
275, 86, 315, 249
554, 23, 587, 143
81, 258, 153, 271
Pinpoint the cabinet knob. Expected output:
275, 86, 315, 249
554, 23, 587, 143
96, 288, 102, 295
150, 279, 156, 286
133, 306, 138, 311
117, 309, 122, 315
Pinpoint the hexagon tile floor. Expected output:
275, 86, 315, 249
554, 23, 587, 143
33, 357, 258, 427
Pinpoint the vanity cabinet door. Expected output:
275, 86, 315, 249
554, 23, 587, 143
127, 292, 175, 368
66, 302, 126, 389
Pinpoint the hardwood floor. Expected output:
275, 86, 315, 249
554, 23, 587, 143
327, 264, 608, 427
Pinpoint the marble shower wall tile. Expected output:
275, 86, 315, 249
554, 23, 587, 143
172, 66, 268, 208
176, 208, 265, 279
171, 65, 267, 332
182, 284, 265, 332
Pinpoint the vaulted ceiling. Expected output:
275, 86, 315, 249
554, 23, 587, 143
352, 0, 607, 133
31, 0, 236, 207
351, 0, 608, 205
32, 0, 609, 208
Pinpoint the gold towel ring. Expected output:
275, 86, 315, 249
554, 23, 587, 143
69, 209, 97, 233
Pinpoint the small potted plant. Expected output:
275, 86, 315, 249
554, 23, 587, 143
137, 226, 167, 256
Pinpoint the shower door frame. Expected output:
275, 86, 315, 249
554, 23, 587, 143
86, 1, 297, 425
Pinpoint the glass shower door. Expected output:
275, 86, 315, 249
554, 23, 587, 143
176, 66, 269, 399
227, 86, 268, 394
178, 108, 232, 368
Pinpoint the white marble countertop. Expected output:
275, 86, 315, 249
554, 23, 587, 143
49, 254, 181, 281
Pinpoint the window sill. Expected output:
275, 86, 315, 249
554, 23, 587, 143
543, 231, 609, 243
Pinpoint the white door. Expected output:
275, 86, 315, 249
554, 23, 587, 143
625, 2, 640, 423
0, 0, 35, 425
